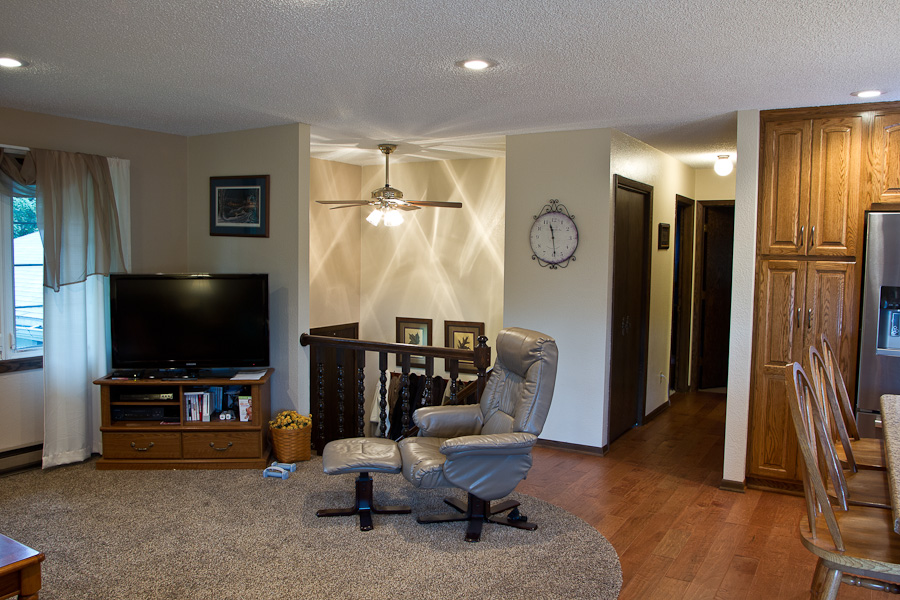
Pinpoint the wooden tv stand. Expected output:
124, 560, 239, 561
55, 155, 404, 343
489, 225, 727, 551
94, 369, 273, 470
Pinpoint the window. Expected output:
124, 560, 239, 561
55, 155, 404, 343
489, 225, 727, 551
1, 191, 43, 360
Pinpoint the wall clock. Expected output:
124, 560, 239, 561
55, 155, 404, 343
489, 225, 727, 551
530, 199, 578, 269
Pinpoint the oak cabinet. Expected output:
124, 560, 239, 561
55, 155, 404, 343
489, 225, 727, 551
758, 116, 861, 257
871, 111, 900, 204
747, 259, 856, 486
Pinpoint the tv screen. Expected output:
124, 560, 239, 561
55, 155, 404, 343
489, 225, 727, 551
109, 273, 269, 371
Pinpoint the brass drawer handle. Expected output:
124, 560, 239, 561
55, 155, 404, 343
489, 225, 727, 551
209, 441, 234, 452
131, 441, 154, 452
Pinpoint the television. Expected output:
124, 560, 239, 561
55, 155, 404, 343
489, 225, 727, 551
109, 273, 269, 373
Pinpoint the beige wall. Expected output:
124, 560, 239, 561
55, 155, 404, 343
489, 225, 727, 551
505, 129, 613, 447
0, 107, 189, 272
695, 168, 737, 201
0, 107, 189, 453
187, 123, 311, 414
610, 131, 696, 417
309, 158, 362, 328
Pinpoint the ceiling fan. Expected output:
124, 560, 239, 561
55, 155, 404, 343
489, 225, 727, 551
316, 143, 462, 226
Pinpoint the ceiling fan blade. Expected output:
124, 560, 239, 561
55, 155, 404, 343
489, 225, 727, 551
316, 200, 370, 205
329, 204, 369, 210
396, 204, 421, 211
405, 200, 463, 208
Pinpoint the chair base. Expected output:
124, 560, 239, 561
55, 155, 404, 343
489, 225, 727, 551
416, 493, 538, 542
316, 472, 410, 531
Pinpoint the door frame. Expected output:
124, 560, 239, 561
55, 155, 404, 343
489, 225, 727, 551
609, 175, 653, 439
691, 200, 735, 391
671, 195, 695, 392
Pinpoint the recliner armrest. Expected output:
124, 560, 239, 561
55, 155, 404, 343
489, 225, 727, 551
440, 432, 537, 457
414, 404, 483, 438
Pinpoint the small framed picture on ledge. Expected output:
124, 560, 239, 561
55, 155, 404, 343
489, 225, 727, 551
444, 320, 485, 374
210, 175, 270, 237
396, 317, 433, 368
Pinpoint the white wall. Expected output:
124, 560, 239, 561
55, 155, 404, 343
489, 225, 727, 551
723, 110, 761, 483
505, 130, 612, 447
309, 158, 361, 328
187, 123, 311, 415
609, 131, 695, 417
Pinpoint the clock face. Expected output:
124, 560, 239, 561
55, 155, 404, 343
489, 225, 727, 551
530, 211, 578, 265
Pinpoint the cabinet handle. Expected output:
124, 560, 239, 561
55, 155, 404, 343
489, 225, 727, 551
809, 226, 815, 250
808, 308, 813, 329
130, 441, 154, 452
209, 441, 233, 452
797, 308, 801, 328
799, 225, 805, 248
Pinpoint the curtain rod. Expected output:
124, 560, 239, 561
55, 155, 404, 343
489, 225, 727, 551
0, 143, 29, 155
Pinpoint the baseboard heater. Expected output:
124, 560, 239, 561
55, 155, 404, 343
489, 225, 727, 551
0, 444, 42, 475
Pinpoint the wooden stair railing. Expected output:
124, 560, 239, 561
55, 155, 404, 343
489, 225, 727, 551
300, 333, 491, 453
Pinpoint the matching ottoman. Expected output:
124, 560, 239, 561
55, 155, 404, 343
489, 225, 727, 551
316, 437, 410, 531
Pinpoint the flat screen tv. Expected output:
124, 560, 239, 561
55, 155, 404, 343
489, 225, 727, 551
109, 273, 269, 372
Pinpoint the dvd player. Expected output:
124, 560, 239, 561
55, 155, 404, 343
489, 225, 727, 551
118, 392, 175, 402
111, 406, 178, 422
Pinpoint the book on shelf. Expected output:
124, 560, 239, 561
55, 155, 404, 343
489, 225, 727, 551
238, 396, 252, 422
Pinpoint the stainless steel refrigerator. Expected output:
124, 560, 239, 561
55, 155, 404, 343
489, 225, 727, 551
857, 211, 900, 437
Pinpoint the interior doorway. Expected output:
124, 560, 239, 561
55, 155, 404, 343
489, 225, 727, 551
608, 175, 653, 443
692, 201, 735, 390
670, 195, 695, 393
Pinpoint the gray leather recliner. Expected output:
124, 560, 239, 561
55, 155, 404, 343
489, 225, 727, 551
398, 327, 558, 542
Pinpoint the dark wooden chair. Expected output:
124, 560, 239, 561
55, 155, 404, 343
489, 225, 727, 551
821, 334, 886, 471
785, 362, 900, 598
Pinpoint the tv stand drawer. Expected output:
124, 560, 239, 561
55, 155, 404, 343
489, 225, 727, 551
183, 432, 259, 459
103, 433, 182, 459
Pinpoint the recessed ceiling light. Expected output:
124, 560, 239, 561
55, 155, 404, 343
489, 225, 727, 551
458, 59, 497, 71
851, 90, 884, 98
0, 57, 25, 68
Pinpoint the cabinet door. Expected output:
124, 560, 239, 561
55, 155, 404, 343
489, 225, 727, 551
747, 260, 805, 483
759, 120, 811, 256
808, 117, 861, 256
804, 260, 857, 393
871, 111, 900, 203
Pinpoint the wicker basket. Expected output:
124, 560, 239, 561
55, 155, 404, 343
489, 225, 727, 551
270, 425, 312, 462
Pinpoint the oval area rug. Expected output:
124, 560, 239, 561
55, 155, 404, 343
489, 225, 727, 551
0, 456, 621, 600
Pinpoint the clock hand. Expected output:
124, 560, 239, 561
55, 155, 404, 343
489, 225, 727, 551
549, 223, 557, 255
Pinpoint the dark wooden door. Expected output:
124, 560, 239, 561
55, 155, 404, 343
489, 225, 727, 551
309, 322, 359, 454
670, 195, 695, 393
609, 176, 652, 443
697, 204, 734, 389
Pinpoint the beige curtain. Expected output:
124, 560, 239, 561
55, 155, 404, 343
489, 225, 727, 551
0, 148, 37, 197
30, 149, 126, 292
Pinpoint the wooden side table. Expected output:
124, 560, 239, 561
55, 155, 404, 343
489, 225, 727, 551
0, 534, 44, 600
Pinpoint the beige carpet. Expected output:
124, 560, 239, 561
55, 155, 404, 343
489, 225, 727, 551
0, 456, 621, 599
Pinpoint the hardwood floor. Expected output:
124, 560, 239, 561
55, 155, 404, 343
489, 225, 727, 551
520, 390, 879, 599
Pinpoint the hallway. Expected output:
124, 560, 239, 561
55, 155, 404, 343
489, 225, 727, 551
521, 391, 876, 599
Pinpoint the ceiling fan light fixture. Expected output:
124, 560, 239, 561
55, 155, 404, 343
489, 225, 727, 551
366, 209, 383, 226
383, 208, 404, 227
851, 89, 883, 98
714, 154, 733, 176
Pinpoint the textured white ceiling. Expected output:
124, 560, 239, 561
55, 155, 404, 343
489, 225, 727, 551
1, 0, 898, 168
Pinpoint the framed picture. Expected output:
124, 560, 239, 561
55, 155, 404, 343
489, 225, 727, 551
444, 320, 485, 374
210, 175, 270, 237
658, 223, 670, 250
396, 317, 433, 368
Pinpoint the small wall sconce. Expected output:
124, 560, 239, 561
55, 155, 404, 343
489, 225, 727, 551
714, 155, 733, 176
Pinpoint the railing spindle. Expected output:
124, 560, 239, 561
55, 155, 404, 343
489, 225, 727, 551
449, 360, 459, 404
400, 353, 411, 433
356, 350, 366, 438
336, 349, 345, 439
316, 360, 325, 452
379, 352, 388, 438
424, 356, 434, 407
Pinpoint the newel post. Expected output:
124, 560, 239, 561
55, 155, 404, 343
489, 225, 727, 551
474, 335, 491, 401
